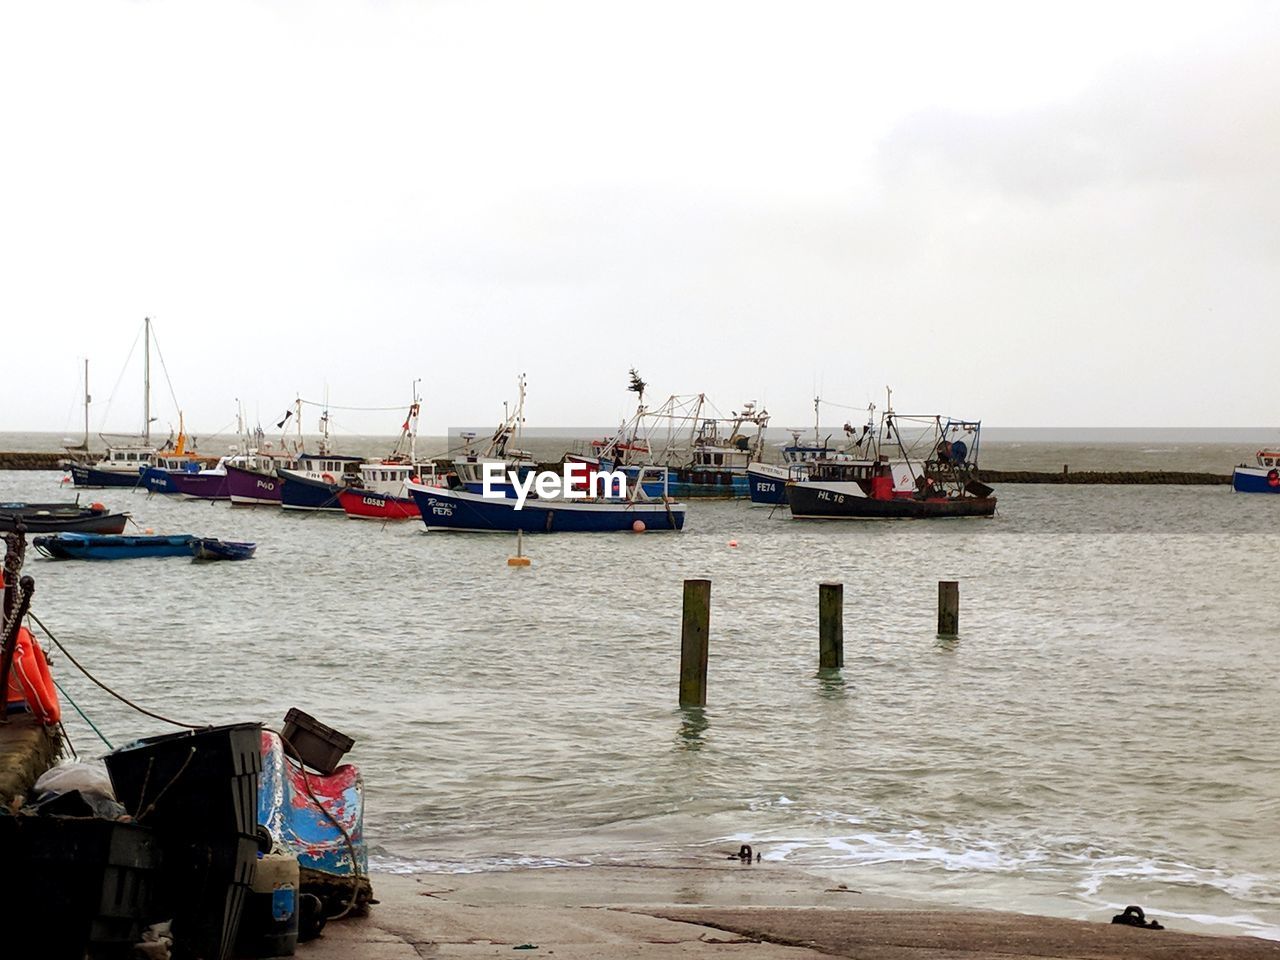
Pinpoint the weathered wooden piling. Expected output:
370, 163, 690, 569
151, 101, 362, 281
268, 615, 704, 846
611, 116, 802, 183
937, 580, 959, 637
678, 578, 711, 707
818, 582, 843, 669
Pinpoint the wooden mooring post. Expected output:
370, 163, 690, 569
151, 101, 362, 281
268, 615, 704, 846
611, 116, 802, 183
937, 580, 959, 637
819, 582, 843, 669
678, 578, 711, 707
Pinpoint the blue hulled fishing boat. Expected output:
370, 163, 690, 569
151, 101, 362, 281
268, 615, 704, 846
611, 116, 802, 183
449, 375, 537, 496
407, 467, 685, 533
1232, 448, 1280, 493
747, 400, 882, 505
277, 406, 362, 512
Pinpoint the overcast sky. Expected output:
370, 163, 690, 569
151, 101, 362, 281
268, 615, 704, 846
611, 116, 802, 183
2, 1, 1277, 437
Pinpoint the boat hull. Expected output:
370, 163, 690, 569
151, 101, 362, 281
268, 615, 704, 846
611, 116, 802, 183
258, 731, 369, 910
69, 464, 145, 489
407, 484, 686, 532
788, 483, 997, 519
0, 508, 129, 535
140, 467, 182, 494
337, 489, 421, 520
746, 464, 793, 505
33, 533, 196, 559
280, 473, 345, 512
226, 464, 282, 506
665, 468, 749, 499
191, 538, 257, 560
1232, 466, 1280, 493
169, 471, 230, 500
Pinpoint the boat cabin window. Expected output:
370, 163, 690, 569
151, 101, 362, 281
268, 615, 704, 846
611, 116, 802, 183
1266, 458, 1275, 467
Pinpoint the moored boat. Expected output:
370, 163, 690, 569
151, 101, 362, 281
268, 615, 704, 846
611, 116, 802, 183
168, 457, 233, 500
0, 502, 130, 535
450, 375, 537, 496
338, 393, 442, 520
407, 467, 685, 533
787, 400, 996, 520
66, 319, 206, 488
746, 398, 841, 505
226, 452, 298, 506
657, 398, 769, 498
33, 532, 197, 560
1232, 449, 1280, 493
190, 538, 257, 561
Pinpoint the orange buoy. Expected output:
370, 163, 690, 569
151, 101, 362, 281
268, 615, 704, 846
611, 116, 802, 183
632, 520, 646, 533
728, 539, 739, 547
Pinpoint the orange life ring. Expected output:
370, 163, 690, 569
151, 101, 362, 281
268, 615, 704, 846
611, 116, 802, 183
321, 473, 336, 484
5, 627, 61, 725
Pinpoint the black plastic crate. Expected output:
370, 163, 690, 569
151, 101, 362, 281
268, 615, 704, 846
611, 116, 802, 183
158, 833, 259, 960
2, 814, 161, 956
281, 708, 354, 776
104, 722, 262, 834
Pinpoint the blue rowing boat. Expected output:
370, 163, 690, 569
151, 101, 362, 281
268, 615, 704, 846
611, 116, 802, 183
33, 532, 196, 560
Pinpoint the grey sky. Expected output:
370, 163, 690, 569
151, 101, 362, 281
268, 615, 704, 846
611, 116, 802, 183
2, 1, 1276, 437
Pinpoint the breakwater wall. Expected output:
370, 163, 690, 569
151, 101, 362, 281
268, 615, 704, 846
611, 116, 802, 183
0, 453, 64, 471
976, 469, 1230, 485
0, 453, 1234, 484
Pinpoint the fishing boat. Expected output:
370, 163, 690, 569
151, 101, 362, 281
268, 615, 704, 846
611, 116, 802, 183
278, 402, 366, 512
587, 380, 767, 498
449, 375, 537, 496
66, 319, 206, 488
33, 532, 197, 560
1232, 449, 1280, 493
167, 456, 233, 500
0, 502, 129, 535
190, 538, 257, 561
787, 399, 996, 520
225, 403, 308, 506
226, 449, 299, 506
746, 398, 842, 505
337, 391, 443, 520
407, 466, 685, 532
747, 401, 895, 506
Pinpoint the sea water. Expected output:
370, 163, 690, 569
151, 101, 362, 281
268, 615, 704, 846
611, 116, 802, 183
1, 434, 1276, 939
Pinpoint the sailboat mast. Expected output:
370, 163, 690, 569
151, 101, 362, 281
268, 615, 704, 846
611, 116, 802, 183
143, 317, 152, 445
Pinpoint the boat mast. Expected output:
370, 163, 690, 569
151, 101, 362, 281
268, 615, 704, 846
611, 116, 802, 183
813, 397, 821, 446
515, 373, 526, 450
410, 378, 421, 464
295, 396, 304, 453
143, 317, 151, 445
82, 358, 91, 449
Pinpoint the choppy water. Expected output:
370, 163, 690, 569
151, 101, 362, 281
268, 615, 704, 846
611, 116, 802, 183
3, 454, 1278, 940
